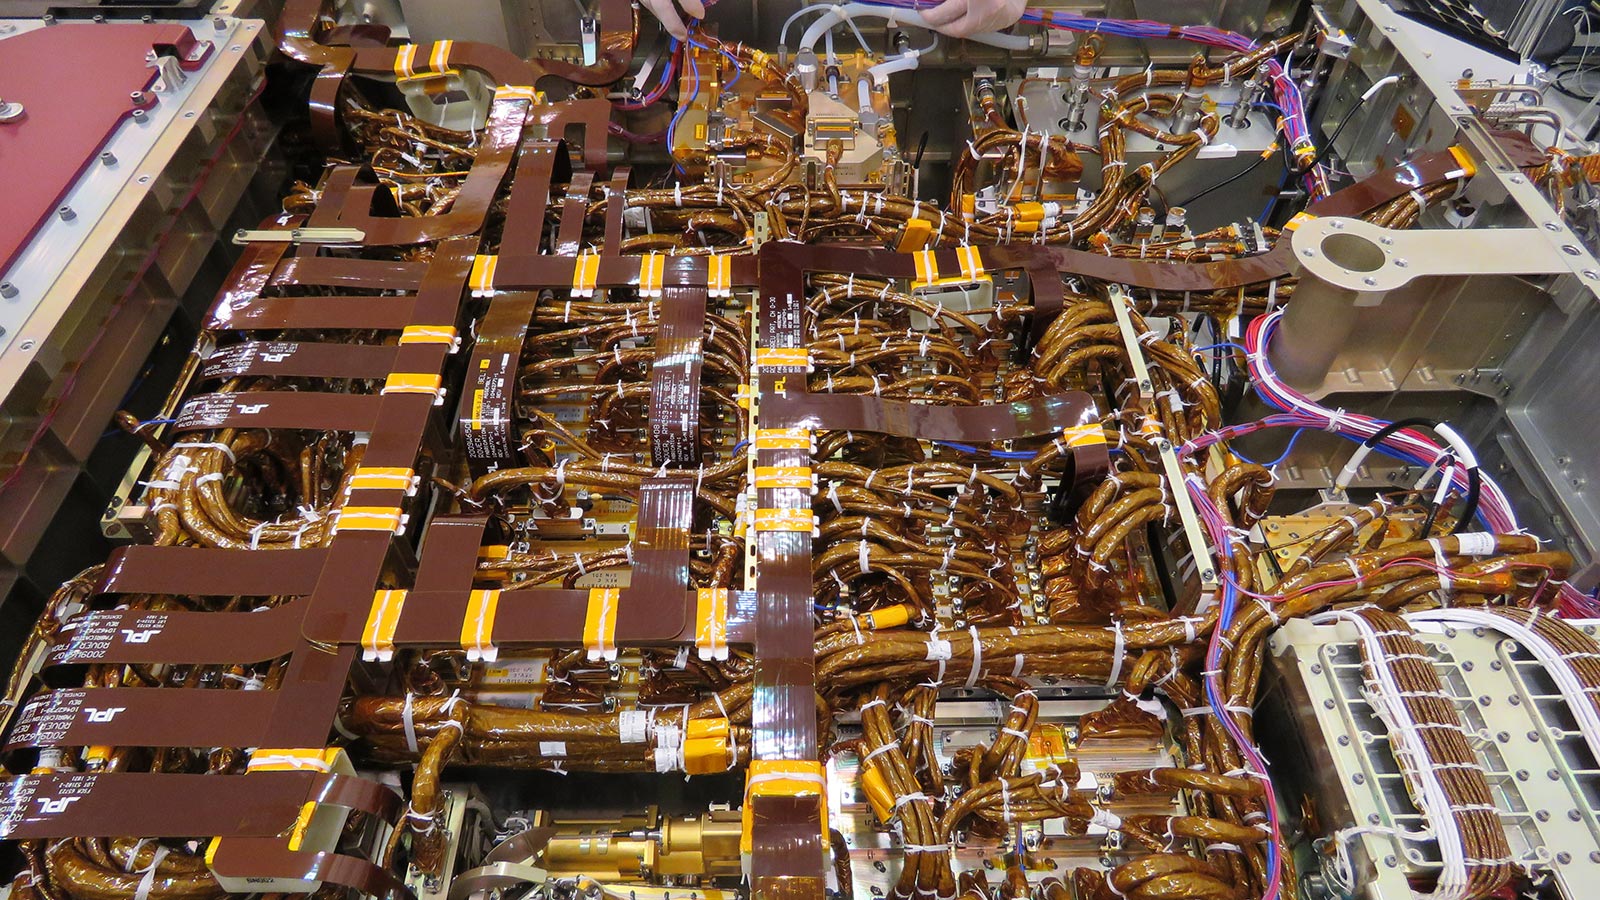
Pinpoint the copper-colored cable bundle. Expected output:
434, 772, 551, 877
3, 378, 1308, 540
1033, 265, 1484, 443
1346, 608, 1513, 897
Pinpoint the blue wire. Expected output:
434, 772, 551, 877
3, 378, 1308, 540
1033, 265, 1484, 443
933, 440, 1038, 460
1230, 427, 1307, 468
1192, 342, 1249, 355
688, 38, 742, 90
1259, 168, 1288, 222
667, 49, 701, 174
101, 417, 178, 440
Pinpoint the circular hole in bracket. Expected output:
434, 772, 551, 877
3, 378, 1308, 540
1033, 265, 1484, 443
1321, 232, 1387, 273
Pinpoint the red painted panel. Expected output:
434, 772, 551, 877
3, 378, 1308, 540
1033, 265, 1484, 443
0, 23, 203, 273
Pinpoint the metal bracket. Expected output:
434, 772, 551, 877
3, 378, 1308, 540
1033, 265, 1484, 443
232, 227, 367, 245
1107, 284, 1219, 595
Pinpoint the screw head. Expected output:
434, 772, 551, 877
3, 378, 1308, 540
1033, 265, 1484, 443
0, 100, 23, 122
56, 206, 74, 221
99, 151, 117, 165
0, 282, 14, 299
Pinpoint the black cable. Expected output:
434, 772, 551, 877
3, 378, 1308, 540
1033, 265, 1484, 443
1308, 78, 1400, 172
1177, 149, 1274, 208
1361, 417, 1481, 537
1307, 100, 1366, 171
1177, 103, 1284, 208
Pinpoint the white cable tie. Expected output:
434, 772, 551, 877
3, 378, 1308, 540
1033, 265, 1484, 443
892, 791, 929, 811
172, 441, 236, 464
402, 692, 420, 754
1106, 621, 1126, 687
863, 741, 900, 764
964, 625, 984, 688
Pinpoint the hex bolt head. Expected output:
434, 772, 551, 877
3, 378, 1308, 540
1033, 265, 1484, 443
0, 282, 16, 299
56, 206, 74, 221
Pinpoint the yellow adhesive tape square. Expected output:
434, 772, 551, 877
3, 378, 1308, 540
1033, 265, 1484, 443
469, 255, 498, 296
334, 506, 405, 535
392, 44, 418, 78
288, 801, 317, 851
754, 466, 812, 490
754, 347, 809, 371
683, 735, 732, 775
708, 254, 733, 298
1013, 201, 1045, 223
245, 748, 340, 773
583, 587, 620, 661
911, 248, 938, 287
399, 325, 459, 346
362, 589, 408, 661
461, 589, 501, 662
349, 467, 416, 493
572, 251, 601, 298
1283, 212, 1316, 231
495, 85, 545, 104
395, 41, 457, 80
381, 372, 444, 400
957, 244, 986, 281
695, 587, 729, 660
896, 216, 933, 252
753, 427, 811, 451
687, 716, 730, 740
860, 766, 894, 823
754, 508, 814, 534
638, 252, 665, 298
741, 760, 827, 854
426, 40, 454, 75
1062, 424, 1107, 449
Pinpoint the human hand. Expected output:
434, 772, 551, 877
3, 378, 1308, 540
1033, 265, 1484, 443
639, 0, 706, 40
920, 0, 1026, 37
